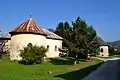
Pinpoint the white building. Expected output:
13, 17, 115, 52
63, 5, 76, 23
8, 17, 62, 60
99, 45, 109, 57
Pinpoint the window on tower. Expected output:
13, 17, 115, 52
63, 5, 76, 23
47, 45, 49, 51
55, 46, 57, 51
100, 48, 103, 52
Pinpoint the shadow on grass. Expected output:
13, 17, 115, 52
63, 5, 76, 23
49, 57, 86, 65
54, 62, 103, 80
49, 58, 74, 65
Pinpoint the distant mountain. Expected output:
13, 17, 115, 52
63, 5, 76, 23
107, 40, 120, 47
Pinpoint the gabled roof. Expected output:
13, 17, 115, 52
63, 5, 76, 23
0, 32, 11, 40
97, 37, 108, 46
9, 18, 45, 35
42, 28, 62, 40
0, 32, 10, 38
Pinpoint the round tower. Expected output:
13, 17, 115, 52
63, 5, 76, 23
9, 18, 46, 60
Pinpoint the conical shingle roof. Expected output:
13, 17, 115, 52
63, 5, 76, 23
9, 18, 46, 35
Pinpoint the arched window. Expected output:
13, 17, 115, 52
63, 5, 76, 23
100, 48, 103, 52
47, 45, 49, 51
55, 46, 57, 51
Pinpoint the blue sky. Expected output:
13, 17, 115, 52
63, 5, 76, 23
0, 0, 120, 42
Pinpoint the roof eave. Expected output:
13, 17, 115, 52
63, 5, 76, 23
0, 37, 11, 40
46, 37, 63, 40
9, 32, 47, 36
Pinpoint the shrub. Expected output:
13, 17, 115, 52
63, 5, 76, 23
59, 53, 67, 58
20, 43, 47, 65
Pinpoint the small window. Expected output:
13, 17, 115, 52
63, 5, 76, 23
55, 46, 57, 51
100, 48, 103, 52
47, 45, 49, 51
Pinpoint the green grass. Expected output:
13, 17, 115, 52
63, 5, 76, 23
96, 56, 114, 59
97, 55, 120, 59
113, 55, 120, 58
0, 58, 103, 80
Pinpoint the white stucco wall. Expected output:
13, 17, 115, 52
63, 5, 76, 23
10, 34, 46, 60
99, 46, 109, 57
46, 38, 62, 57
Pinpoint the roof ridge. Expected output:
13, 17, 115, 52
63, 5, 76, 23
26, 18, 31, 31
9, 18, 46, 35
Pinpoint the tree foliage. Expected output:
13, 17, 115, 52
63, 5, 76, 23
20, 43, 47, 65
55, 17, 99, 59
108, 45, 120, 56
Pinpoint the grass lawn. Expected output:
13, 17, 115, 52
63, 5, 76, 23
0, 58, 103, 80
113, 55, 120, 58
97, 55, 120, 59
96, 56, 114, 59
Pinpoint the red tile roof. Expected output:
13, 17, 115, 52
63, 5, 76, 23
9, 18, 45, 35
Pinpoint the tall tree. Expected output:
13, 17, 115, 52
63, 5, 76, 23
55, 17, 99, 59
55, 22, 72, 49
72, 17, 99, 58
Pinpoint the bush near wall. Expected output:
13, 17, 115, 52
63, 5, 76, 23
108, 46, 120, 56
20, 43, 47, 65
